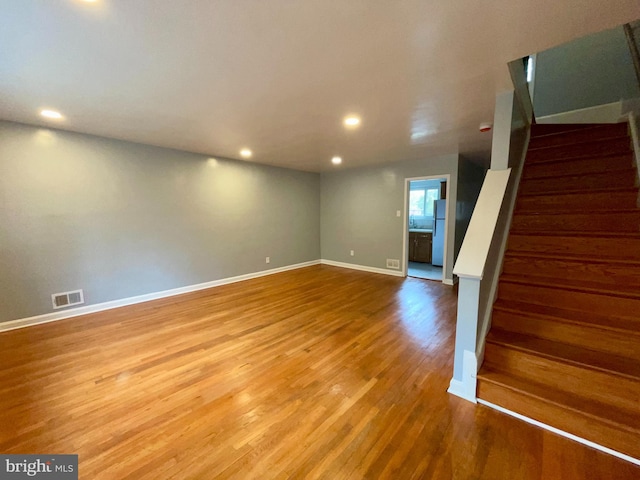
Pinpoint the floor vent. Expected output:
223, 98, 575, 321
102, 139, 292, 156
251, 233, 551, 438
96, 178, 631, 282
386, 259, 400, 269
52, 289, 84, 309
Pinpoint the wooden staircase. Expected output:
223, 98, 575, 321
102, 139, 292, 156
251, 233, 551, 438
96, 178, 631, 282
477, 122, 640, 460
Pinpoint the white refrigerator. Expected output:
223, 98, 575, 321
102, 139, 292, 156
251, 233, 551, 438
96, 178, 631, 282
432, 199, 446, 266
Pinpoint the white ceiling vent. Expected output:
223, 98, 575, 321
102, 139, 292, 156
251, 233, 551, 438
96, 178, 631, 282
52, 289, 84, 309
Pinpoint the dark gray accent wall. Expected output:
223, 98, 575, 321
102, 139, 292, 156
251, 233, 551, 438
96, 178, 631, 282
0, 121, 320, 322
533, 26, 640, 117
454, 157, 486, 260
320, 154, 479, 283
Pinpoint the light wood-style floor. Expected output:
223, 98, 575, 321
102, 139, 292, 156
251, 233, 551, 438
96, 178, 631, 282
1, 265, 638, 479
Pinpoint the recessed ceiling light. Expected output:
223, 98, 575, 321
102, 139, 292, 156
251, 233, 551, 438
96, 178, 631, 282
240, 148, 252, 158
331, 156, 342, 165
343, 115, 361, 128
40, 109, 63, 120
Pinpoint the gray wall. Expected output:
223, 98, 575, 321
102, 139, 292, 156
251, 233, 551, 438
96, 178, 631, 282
533, 26, 640, 117
320, 154, 465, 283
0, 121, 320, 322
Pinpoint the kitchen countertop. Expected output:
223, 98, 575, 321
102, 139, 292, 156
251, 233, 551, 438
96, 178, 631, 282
409, 229, 433, 233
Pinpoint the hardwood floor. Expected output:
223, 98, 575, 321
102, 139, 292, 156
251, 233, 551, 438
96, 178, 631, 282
1, 265, 638, 479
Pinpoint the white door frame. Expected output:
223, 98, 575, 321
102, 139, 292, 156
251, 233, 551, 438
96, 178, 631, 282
403, 174, 451, 283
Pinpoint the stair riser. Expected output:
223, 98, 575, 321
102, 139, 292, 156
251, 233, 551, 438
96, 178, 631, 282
477, 379, 640, 459
491, 312, 640, 361
497, 281, 640, 319
511, 212, 640, 233
483, 343, 640, 411
501, 256, 640, 288
515, 190, 639, 213
526, 137, 631, 163
528, 124, 629, 149
518, 170, 638, 195
522, 154, 635, 179
506, 234, 640, 262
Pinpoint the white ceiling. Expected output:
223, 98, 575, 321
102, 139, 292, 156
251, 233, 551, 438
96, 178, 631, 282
0, 1, 638, 172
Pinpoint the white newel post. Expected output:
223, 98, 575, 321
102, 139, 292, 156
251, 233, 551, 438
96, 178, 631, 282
448, 277, 480, 402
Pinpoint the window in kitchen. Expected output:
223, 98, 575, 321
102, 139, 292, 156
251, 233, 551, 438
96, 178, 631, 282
409, 187, 439, 217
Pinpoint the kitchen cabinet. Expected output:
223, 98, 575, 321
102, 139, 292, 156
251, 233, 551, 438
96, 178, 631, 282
409, 231, 432, 263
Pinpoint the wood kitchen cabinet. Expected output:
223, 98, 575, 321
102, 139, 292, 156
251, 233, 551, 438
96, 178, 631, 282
409, 231, 432, 263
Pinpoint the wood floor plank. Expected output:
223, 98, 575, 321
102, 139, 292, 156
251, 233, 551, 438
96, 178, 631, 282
1, 265, 638, 479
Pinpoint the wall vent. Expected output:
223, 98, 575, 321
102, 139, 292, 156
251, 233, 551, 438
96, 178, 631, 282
386, 259, 400, 269
52, 289, 84, 309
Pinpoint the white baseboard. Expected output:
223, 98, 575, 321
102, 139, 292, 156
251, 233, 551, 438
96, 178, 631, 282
447, 379, 477, 403
0, 260, 321, 332
478, 399, 640, 467
320, 259, 404, 277
536, 101, 622, 124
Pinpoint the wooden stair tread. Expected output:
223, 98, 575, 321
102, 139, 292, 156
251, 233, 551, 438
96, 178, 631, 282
501, 253, 640, 289
526, 149, 634, 165
505, 232, 640, 264
528, 133, 630, 153
525, 137, 631, 163
485, 330, 640, 380
499, 274, 640, 299
518, 168, 638, 183
522, 153, 636, 179
503, 250, 640, 266
530, 123, 628, 137
477, 368, 640, 434
516, 187, 639, 198
517, 171, 638, 197
477, 370, 640, 460
510, 218, 640, 235
515, 189, 640, 214
513, 207, 640, 216
507, 230, 640, 239
493, 298, 640, 334
491, 301, 640, 362
519, 184, 639, 198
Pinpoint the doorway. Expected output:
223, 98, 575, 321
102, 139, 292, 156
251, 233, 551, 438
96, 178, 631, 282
404, 175, 449, 282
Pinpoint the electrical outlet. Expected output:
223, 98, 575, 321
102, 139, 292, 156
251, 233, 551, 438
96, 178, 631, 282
396, 210, 401, 217
266, 256, 270, 264
350, 250, 354, 256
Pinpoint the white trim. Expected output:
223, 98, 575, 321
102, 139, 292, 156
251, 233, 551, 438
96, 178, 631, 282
478, 399, 640, 467
536, 101, 622, 124
453, 169, 511, 279
403, 174, 451, 284
320, 259, 404, 277
447, 350, 477, 403
0, 260, 321, 332
447, 379, 468, 399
